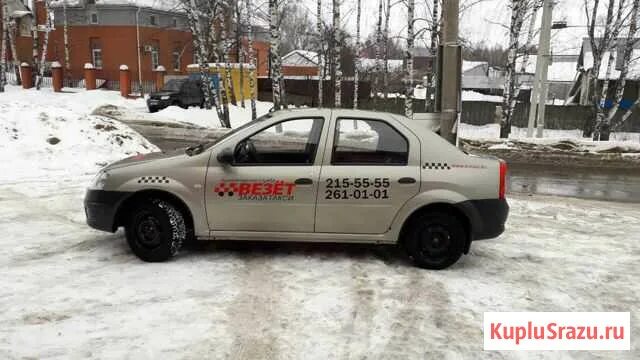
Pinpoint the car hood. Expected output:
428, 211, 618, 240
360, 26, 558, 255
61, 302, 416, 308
105, 149, 185, 170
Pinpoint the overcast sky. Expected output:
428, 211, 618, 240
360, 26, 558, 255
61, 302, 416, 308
286, 0, 590, 54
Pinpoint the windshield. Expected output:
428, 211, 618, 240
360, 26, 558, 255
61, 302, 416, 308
162, 79, 186, 92
185, 113, 272, 156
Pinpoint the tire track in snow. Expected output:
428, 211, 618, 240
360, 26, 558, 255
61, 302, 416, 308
225, 252, 281, 359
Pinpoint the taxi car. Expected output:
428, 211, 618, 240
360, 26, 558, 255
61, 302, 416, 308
84, 109, 508, 269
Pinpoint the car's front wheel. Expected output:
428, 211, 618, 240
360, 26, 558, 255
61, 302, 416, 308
402, 211, 466, 270
125, 198, 186, 262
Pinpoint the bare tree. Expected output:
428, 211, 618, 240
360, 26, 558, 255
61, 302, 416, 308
520, 0, 542, 73
426, 0, 440, 111
236, 0, 245, 108
373, 0, 384, 109
62, 0, 71, 78
269, 0, 287, 110
592, 0, 630, 139
609, 0, 640, 132
405, 0, 415, 117
383, 0, 391, 99
246, 0, 258, 120
1, 0, 7, 92
36, 0, 53, 90
333, 0, 342, 107
353, 0, 361, 109
7, 16, 20, 85
500, 0, 530, 138
186, 0, 227, 127
317, 0, 324, 107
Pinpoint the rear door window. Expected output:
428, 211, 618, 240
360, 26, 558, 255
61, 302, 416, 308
331, 118, 409, 165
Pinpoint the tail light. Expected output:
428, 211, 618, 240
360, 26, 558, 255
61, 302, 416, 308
499, 160, 507, 199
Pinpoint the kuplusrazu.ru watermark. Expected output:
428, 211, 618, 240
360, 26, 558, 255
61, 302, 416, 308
484, 312, 630, 350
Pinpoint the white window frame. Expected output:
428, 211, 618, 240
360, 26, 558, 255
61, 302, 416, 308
90, 12, 99, 24
151, 48, 160, 71
172, 50, 181, 71
150, 15, 157, 26
92, 48, 103, 69
172, 17, 178, 28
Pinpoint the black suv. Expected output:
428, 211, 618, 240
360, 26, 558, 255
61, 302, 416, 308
147, 78, 204, 113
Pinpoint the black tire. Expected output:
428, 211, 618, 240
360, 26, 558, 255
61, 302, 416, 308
148, 107, 158, 113
125, 198, 186, 262
402, 212, 466, 270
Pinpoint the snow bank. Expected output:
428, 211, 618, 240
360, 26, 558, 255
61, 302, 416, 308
149, 100, 273, 128
0, 86, 158, 183
461, 90, 503, 103
459, 123, 640, 153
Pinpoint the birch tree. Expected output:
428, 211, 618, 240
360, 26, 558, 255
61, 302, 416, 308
609, 0, 640, 132
426, 0, 440, 111
218, 0, 236, 127
317, 0, 324, 107
383, 0, 391, 100
353, 0, 361, 109
519, 0, 541, 73
36, 0, 53, 90
593, 0, 629, 139
333, 0, 341, 108
373, 0, 384, 109
584, 0, 625, 138
186, 0, 227, 127
63, 0, 71, 78
235, 0, 245, 108
500, 0, 529, 138
1, 0, 7, 92
7, 17, 20, 85
269, 0, 285, 110
405, 0, 415, 118
246, 0, 257, 120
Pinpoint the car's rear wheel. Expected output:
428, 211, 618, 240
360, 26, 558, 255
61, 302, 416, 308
125, 198, 186, 262
402, 212, 466, 270
148, 106, 158, 113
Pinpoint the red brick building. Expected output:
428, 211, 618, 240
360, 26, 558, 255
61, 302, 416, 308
1, 0, 272, 82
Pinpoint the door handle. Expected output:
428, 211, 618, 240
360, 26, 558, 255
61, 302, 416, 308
295, 178, 313, 185
398, 177, 416, 184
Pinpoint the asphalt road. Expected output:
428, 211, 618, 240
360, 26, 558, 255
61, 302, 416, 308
125, 120, 640, 203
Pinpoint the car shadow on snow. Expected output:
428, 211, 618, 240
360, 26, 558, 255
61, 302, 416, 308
181, 240, 414, 267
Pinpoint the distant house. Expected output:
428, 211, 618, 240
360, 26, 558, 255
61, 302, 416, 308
281, 50, 319, 78
516, 54, 579, 104
566, 37, 640, 106
461, 60, 504, 95
409, 47, 435, 76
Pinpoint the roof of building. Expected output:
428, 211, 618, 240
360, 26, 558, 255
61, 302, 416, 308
357, 58, 404, 72
516, 54, 579, 82
579, 37, 640, 80
50, 0, 183, 12
282, 50, 320, 67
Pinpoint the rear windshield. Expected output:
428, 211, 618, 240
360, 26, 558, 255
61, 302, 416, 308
163, 79, 186, 91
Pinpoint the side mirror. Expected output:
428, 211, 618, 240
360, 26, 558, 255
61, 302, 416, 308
216, 148, 234, 165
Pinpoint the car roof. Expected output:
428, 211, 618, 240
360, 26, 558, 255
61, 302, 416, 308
268, 108, 406, 121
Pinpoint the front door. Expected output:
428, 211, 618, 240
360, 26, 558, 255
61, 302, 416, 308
205, 117, 326, 232
315, 116, 421, 234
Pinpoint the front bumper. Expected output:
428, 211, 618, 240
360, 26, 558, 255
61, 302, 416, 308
146, 98, 172, 110
455, 198, 509, 240
84, 190, 131, 232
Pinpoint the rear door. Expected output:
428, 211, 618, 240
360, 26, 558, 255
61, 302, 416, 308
315, 115, 421, 234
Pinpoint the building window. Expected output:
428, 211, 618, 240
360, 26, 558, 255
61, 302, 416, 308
150, 15, 157, 26
151, 48, 160, 70
172, 18, 178, 28
90, 12, 98, 24
87, 0, 96, 4
92, 49, 103, 69
172, 49, 181, 71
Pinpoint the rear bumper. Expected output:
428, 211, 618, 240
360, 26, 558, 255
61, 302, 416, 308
146, 98, 172, 110
84, 190, 131, 232
455, 198, 509, 240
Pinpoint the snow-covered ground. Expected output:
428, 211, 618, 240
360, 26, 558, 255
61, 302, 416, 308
459, 123, 640, 155
1, 184, 638, 359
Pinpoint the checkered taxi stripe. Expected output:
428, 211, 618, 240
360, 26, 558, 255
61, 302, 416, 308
137, 176, 170, 184
422, 162, 451, 170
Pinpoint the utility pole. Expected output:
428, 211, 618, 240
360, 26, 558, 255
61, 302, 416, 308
439, 0, 461, 145
527, 0, 553, 138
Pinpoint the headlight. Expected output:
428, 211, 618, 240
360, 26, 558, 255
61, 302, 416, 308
160, 95, 171, 100
90, 170, 109, 190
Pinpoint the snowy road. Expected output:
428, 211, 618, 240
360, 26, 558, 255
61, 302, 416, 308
1, 177, 638, 359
